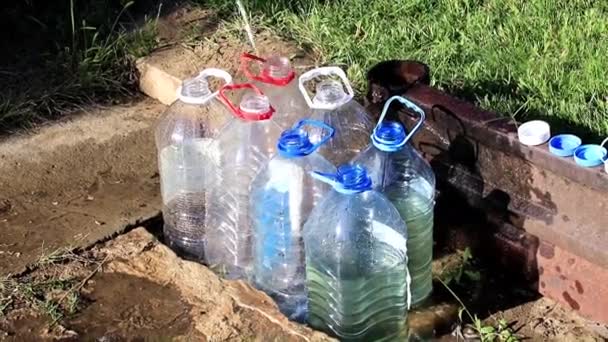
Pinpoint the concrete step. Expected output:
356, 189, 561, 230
0, 98, 165, 276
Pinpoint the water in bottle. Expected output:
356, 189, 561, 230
155, 69, 233, 260
204, 83, 283, 280
298, 67, 374, 166
353, 95, 436, 308
250, 119, 335, 322
240, 53, 308, 130
304, 164, 410, 341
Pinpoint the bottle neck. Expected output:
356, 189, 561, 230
372, 121, 407, 152
313, 80, 348, 107
180, 78, 211, 100
263, 56, 293, 80
238, 93, 273, 120
277, 129, 314, 158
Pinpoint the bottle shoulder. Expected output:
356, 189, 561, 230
155, 100, 231, 148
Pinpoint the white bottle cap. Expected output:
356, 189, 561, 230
518, 120, 551, 146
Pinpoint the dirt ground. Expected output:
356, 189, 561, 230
0, 4, 606, 341
1, 227, 605, 341
490, 297, 608, 342
0, 228, 334, 341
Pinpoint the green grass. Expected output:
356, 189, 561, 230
0, 1, 158, 133
211, 0, 608, 138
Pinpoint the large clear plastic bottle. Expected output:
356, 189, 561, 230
204, 83, 283, 280
353, 95, 436, 308
304, 164, 410, 341
155, 68, 233, 260
241, 53, 308, 130
298, 67, 374, 166
250, 119, 336, 323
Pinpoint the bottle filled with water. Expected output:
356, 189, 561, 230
353, 95, 436, 307
205, 83, 283, 280
298, 67, 374, 166
241, 53, 308, 129
250, 119, 336, 323
304, 164, 410, 341
155, 68, 233, 260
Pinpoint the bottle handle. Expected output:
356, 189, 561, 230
240, 53, 295, 86
310, 171, 341, 189
374, 95, 426, 145
176, 68, 233, 104
292, 119, 335, 152
218, 83, 275, 121
310, 164, 372, 194
298, 66, 355, 110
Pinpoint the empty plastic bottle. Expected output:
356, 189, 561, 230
241, 53, 308, 129
298, 67, 374, 166
353, 95, 436, 308
250, 119, 336, 323
155, 68, 233, 260
204, 83, 283, 280
304, 164, 410, 341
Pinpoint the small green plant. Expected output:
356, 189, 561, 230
0, 247, 103, 326
65, 292, 80, 316
0, 276, 77, 324
438, 247, 481, 286
439, 276, 520, 342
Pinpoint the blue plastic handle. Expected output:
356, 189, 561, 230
373, 95, 426, 146
292, 118, 336, 152
310, 164, 372, 194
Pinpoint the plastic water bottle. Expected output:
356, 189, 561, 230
250, 119, 336, 323
298, 67, 374, 166
241, 53, 308, 129
155, 69, 233, 260
204, 83, 283, 280
304, 164, 410, 341
353, 95, 436, 308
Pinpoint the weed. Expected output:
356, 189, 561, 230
41, 299, 64, 325
36, 247, 76, 267
0, 1, 159, 133
0, 246, 103, 325
439, 276, 520, 342
65, 292, 80, 316
437, 247, 482, 286
0, 276, 77, 324
436, 247, 521, 342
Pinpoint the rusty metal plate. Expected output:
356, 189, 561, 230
536, 241, 608, 323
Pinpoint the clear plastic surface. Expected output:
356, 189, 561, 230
243, 54, 309, 130
250, 120, 335, 322
155, 71, 232, 260
304, 165, 410, 341
353, 95, 436, 307
298, 68, 374, 165
205, 87, 283, 280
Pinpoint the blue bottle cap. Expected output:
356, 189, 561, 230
573, 144, 607, 168
548, 134, 581, 157
336, 164, 372, 192
371, 95, 426, 152
372, 121, 407, 152
277, 119, 335, 158
310, 164, 372, 194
